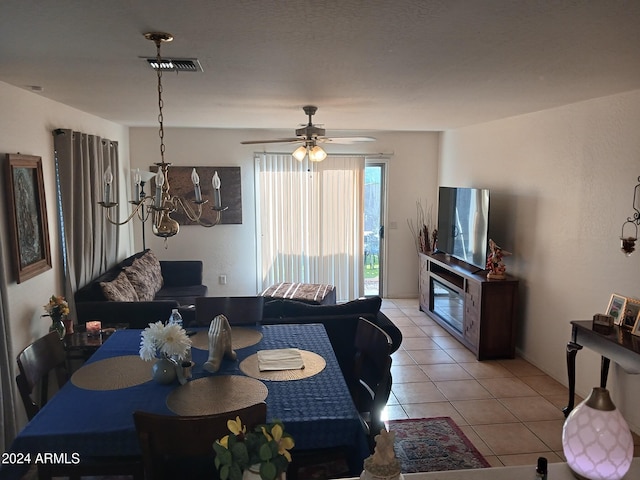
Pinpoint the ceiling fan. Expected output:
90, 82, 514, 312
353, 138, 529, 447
241, 105, 375, 161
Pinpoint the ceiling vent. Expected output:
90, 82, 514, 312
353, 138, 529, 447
144, 58, 203, 72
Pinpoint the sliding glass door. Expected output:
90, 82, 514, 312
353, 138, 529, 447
364, 162, 385, 296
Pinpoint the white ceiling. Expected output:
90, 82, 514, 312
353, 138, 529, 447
2, 1, 640, 133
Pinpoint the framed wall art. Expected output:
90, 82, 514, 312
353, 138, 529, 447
150, 166, 242, 225
606, 293, 627, 325
5, 154, 52, 283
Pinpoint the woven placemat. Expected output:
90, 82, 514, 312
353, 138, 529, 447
166, 375, 268, 416
190, 328, 263, 351
71, 355, 152, 390
239, 350, 326, 381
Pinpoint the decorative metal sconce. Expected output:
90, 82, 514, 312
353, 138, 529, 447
620, 175, 640, 256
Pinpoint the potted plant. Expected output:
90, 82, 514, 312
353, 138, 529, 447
214, 416, 294, 480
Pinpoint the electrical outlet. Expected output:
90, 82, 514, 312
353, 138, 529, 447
219, 274, 227, 285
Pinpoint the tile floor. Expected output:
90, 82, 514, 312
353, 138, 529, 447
380, 298, 640, 467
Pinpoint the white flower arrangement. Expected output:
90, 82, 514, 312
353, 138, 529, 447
139, 321, 192, 361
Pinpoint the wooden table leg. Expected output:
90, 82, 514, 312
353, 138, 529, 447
601, 356, 611, 388
563, 341, 582, 417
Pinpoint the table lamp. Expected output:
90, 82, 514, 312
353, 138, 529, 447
562, 387, 633, 480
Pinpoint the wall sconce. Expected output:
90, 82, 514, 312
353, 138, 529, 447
620, 175, 640, 256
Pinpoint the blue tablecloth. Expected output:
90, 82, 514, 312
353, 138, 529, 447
5, 324, 368, 477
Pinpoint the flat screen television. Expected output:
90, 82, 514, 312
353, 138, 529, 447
436, 186, 490, 270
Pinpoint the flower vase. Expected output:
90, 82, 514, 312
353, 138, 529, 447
63, 318, 74, 335
152, 356, 178, 384
49, 315, 66, 340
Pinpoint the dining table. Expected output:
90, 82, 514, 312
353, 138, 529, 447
3, 323, 369, 479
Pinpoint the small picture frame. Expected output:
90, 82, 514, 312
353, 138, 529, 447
622, 297, 640, 331
5, 154, 52, 283
606, 294, 627, 325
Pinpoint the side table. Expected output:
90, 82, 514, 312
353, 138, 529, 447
564, 320, 640, 416
64, 326, 122, 372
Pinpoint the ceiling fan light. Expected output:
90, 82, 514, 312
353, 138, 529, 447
309, 145, 327, 162
292, 145, 308, 161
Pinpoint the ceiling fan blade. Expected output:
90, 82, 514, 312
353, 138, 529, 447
240, 138, 302, 145
319, 136, 377, 144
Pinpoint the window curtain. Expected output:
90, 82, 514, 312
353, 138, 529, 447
53, 129, 120, 318
0, 256, 16, 451
257, 154, 364, 302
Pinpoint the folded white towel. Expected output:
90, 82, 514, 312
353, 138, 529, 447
257, 348, 305, 371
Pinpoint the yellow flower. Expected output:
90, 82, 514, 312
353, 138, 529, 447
262, 424, 295, 462
217, 435, 230, 449
227, 416, 246, 436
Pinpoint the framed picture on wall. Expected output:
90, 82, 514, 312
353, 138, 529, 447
622, 297, 640, 331
606, 293, 627, 325
5, 154, 52, 283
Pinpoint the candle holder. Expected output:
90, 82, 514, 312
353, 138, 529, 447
619, 175, 640, 256
86, 320, 102, 337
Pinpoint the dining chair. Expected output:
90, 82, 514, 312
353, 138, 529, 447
133, 402, 267, 480
16, 332, 144, 480
195, 296, 265, 326
15, 331, 69, 420
347, 317, 393, 448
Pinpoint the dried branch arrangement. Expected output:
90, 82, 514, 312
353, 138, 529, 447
407, 200, 437, 254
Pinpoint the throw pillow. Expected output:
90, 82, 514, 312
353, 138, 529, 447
139, 250, 164, 293
99, 271, 139, 302
124, 252, 163, 301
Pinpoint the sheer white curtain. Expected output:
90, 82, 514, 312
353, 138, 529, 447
256, 154, 364, 302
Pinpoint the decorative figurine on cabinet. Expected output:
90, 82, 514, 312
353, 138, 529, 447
486, 239, 511, 280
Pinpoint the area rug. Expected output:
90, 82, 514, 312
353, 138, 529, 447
387, 417, 490, 473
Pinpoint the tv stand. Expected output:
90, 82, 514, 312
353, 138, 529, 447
419, 252, 519, 360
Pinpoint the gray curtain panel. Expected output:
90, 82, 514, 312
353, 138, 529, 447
53, 129, 120, 319
0, 257, 17, 451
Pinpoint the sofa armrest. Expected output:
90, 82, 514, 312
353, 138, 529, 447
75, 300, 179, 329
160, 261, 203, 287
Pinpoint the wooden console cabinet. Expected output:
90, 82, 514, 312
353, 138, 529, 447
419, 252, 518, 360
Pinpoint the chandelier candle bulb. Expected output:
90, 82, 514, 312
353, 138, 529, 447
212, 171, 222, 209
154, 169, 164, 208
103, 166, 113, 204
133, 169, 141, 201
191, 168, 202, 202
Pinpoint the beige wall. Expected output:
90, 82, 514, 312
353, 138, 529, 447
440, 89, 640, 431
130, 128, 439, 298
6, 74, 639, 436
0, 81, 130, 429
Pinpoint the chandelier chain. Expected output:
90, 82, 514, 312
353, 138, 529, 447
155, 40, 165, 163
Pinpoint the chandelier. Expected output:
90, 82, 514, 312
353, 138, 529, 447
99, 32, 226, 243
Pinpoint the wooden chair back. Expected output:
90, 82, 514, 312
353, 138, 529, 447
195, 296, 265, 326
349, 317, 393, 438
16, 331, 68, 420
133, 402, 267, 480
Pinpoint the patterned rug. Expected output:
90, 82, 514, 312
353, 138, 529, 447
387, 417, 490, 473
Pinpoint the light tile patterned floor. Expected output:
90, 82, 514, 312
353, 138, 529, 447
380, 298, 640, 467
